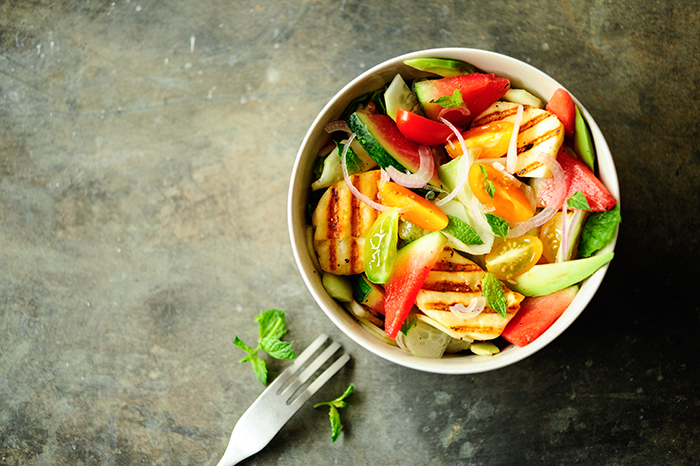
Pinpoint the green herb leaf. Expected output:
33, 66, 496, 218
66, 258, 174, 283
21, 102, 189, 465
481, 272, 507, 318
255, 309, 287, 341
478, 165, 495, 198
260, 337, 296, 360
567, 191, 591, 210
434, 89, 465, 109
233, 336, 255, 354
400, 314, 418, 336
314, 384, 354, 443
443, 215, 484, 246
250, 356, 268, 386
485, 213, 510, 238
235, 309, 295, 385
578, 204, 621, 258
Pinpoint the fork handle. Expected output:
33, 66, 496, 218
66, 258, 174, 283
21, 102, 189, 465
216, 440, 248, 466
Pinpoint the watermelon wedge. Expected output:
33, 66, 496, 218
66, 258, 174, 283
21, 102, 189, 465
531, 148, 617, 212
383, 232, 447, 339
414, 73, 510, 126
501, 285, 579, 346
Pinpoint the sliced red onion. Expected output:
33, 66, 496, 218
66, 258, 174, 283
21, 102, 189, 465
558, 202, 568, 263
470, 195, 495, 233
325, 120, 351, 134
491, 161, 522, 187
450, 297, 486, 319
507, 153, 566, 238
506, 104, 523, 173
341, 133, 390, 212
435, 117, 473, 207
385, 145, 435, 188
558, 207, 583, 263
379, 168, 390, 188
437, 105, 471, 122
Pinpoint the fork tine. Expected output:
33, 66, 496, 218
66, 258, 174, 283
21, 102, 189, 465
289, 352, 351, 410
279, 341, 341, 400
265, 333, 329, 393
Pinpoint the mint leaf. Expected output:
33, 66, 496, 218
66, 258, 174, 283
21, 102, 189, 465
478, 165, 495, 198
485, 213, 509, 238
314, 384, 354, 443
567, 191, 591, 210
250, 356, 268, 386
233, 336, 255, 354
255, 309, 287, 341
481, 272, 507, 318
235, 309, 295, 385
260, 337, 296, 360
434, 89, 465, 109
443, 215, 484, 246
578, 204, 621, 258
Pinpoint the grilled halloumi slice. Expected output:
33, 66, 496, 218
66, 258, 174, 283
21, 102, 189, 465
471, 101, 564, 178
415, 248, 524, 340
312, 170, 382, 275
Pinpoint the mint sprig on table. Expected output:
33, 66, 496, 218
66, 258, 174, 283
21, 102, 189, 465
314, 384, 354, 442
234, 309, 295, 385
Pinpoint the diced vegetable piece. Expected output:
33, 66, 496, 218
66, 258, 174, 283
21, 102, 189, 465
346, 111, 442, 188
402, 318, 452, 358
504, 88, 543, 108
379, 181, 449, 231
470, 341, 500, 356
510, 252, 614, 297
384, 232, 448, 339
501, 285, 579, 346
322, 273, 354, 303
353, 274, 386, 314
545, 88, 576, 137
573, 107, 596, 172
384, 73, 423, 121
363, 207, 399, 284
485, 235, 543, 281
396, 108, 454, 145
445, 121, 514, 159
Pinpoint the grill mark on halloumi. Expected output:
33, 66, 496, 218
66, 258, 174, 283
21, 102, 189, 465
312, 170, 382, 275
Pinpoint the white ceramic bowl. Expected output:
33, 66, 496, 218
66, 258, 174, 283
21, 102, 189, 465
288, 48, 619, 374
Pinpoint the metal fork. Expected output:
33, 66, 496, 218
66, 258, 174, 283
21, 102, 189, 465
216, 334, 351, 466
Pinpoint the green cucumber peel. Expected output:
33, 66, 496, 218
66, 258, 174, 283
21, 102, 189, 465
403, 58, 478, 77
574, 107, 596, 172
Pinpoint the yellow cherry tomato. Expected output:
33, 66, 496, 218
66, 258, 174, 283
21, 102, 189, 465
445, 121, 514, 159
539, 212, 563, 263
485, 235, 543, 281
468, 162, 534, 223
378, 181, 448, 231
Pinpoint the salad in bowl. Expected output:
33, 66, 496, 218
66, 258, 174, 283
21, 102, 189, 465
289, 49, 620, 374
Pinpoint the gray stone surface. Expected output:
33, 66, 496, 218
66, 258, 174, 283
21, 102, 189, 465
1, 0, 698, 465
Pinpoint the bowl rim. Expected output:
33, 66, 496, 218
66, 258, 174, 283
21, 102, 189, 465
288, 47, 619, 374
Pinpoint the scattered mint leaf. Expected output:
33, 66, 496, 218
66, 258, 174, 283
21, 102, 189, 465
567, 191, 591, 210
485, 213, 509, 238
314, 384, 354, 442
478, 165, 495, 198
234, 309, 296, 385
578, 204, 621, 258
481, 272, 507, 318
443, 215, 484, 246
434, 89, 465, 109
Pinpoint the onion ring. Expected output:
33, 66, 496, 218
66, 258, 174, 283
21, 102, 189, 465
385, 145, 435, 188
325, 120, 351, 134
450, 297, 486, 320
341, 133, 390, 212
507, 153, 566, 238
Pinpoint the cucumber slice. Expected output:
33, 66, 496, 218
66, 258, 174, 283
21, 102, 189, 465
574, 107, 596, 172
353, 274, 386, 313
402, 318, 451, 358
403, 58, 477, 77
384, 73, 422, 121
322, 273, 353, 302
503, 88, 543, 108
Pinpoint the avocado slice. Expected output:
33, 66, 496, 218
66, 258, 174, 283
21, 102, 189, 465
574, 107, 596, 172
510, 252, 614, 297
403, 58, 477, 77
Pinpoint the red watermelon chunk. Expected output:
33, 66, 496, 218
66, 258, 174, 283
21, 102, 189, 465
546, 88, 576, 137
532, 148, 617, 212
501, 285, 578, 347
414, 73, 510, 126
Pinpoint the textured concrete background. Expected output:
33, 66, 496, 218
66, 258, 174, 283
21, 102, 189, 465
1, 0, 698, 465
